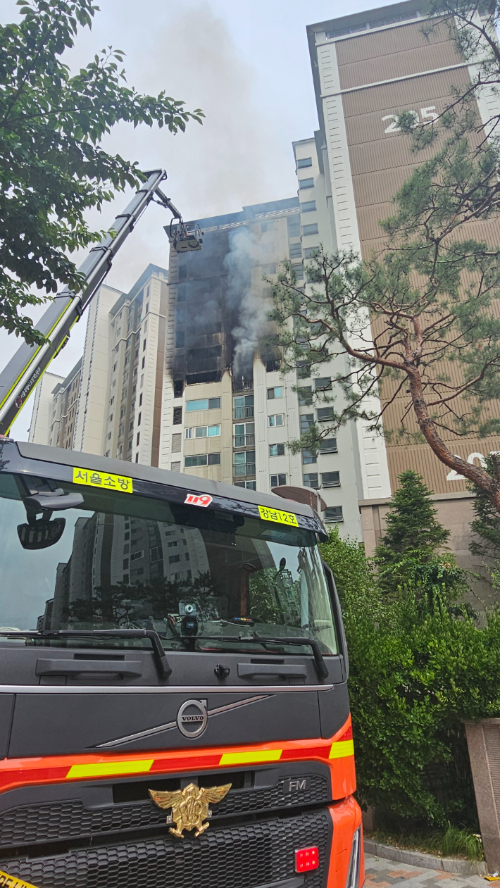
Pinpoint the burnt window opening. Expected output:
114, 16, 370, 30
173, 379, 184, 398
173, 407, 182, 425
187, 345, 222, 375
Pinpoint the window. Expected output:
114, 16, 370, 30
150, 546, 161, 563
298, 387, 312, 406
143, 339, 147, 351
302, 450, 317, 464
139, 393, 142, 407
120, 407, 125, 419
261, 221, 276, 232
302, 223, 319, 236
137, 413, 141, 426
171, 461, 181, 472
268, 414, 284, 427
108, 413, 113, 422
287, 214, 301, 238
141, 357, 145, 369
136, 432, 140, 446
325, 506, 343, 523
303, 473, 319, 489
262, 263, 277, 275
289, 242, 302, 259
269, 443, 285, 457
185, 424, 221, 439
322, 471, 340, 488
185, 454, 207, 468
185, 453, 221, 468
234, 422, 255, 447
110, 397, 114, 406
130, 550, 144, 562
317, 407, 334, 422
297, 157, 312, 169
270, 473, 286, 488
176, 331, 185, 348
300, 414, 314, 433
107, 432, 112, 440
169, 554, 181, 564
171, 433, 181, 453
173, 406, 182, 424
140, 375, 144, 388
234, 394, 254, 419
304, 246, 320, 259
292, 263, 304, 280
299, 178, 314, 190
186, 398, 221, 412
320, 438, 338, 454
176, 306, 186, 324
315, 377, 331, 390
168, 541, 178, 548
129, 421, 133, 431
234, 451, 255, 477
300, 200, 316, 213
267, 386, 282, 400
135, 454, 139, 463
235, 480, 256, 490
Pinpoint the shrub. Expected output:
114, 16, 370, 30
320, 528, 500, 828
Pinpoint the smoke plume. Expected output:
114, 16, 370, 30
224, 226, 272, 378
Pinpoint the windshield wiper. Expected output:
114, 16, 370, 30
191, 634, 329, 681
0, 629, 172, 680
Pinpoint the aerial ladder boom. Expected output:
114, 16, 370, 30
0, 169, 193, 436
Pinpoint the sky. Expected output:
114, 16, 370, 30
0, 0, 387, 439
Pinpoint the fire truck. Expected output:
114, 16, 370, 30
0, 173, 363, 888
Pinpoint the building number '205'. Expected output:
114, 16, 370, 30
382, 105, 438, 133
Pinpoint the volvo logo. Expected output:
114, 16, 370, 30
177, 699, 208, 738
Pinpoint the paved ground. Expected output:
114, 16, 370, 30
365, 854, 487, 888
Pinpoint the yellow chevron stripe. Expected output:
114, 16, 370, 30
66, 759, 154, 779
329, 739, 354, 759
219, 749, 282, 766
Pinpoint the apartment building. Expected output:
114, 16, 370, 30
30, 266, 169, 468
301, 1, 500, 593
157, 196, 364, 536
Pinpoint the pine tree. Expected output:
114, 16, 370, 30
374, 471, 469, 602
376, 470, 449, 561
469, 457, 500, 559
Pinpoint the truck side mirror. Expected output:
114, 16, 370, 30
322, 560, 349, 680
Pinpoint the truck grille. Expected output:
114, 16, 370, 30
0, 810, 331, 888
0, 774, 329, 849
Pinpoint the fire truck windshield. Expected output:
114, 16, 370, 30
0, 473, 338, 656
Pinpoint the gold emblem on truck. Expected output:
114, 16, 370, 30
149, 782, 231, 838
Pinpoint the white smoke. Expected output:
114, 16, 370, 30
224, 226, 273, 378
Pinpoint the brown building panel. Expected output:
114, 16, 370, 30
339, 41, 463, 90
335, 18, 460, 66
342, 69, 471, 118
331, 18, 499, 493
385, 436, 500, 494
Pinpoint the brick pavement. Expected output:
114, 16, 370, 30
364, 854, 487, 888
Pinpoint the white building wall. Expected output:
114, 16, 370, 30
310, 37, 392, 502
28, 372, 63, 445
73, 284, 123, 455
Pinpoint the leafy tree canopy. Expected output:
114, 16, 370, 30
0, 0, 203, 345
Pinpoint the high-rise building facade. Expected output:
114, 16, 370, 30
29, 199, 367, 537
305, 0, 500, 498
158, 197, 364, 535
29, 265, 169, 468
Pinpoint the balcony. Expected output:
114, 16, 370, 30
233, 463, 256, 478
234, 434, 255, 448
233, 406, 254, 420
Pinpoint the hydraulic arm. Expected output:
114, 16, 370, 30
0, 170, 187, 435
